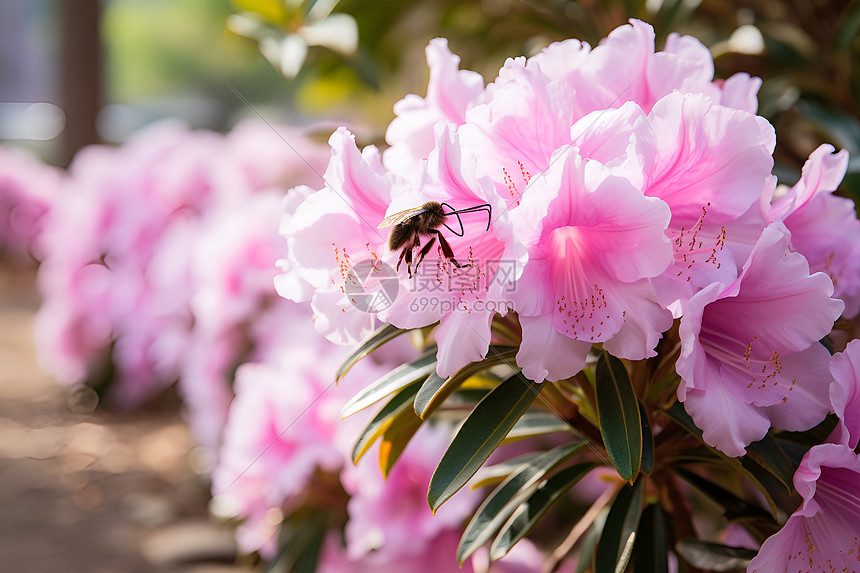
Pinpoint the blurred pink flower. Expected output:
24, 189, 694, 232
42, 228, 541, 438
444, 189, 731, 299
677, 223, 844, 457
0, 146, 61, 259
747, 443, 860, 572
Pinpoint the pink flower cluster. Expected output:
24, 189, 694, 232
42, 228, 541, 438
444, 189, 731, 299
0, 146, 62, 259
34, 119, 329, 417
277, 19, 858, 460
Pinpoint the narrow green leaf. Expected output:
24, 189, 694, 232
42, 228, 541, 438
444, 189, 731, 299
414, 347, 518, 419
665, 402, 781, 520
573, 509, 609, 573
490, 462, 599, 560
336, 323, 408, 381
268, 510, 327, 573
593, 476, 645, 573
595, 352, 642, 483
351, 381, 421, 464
674, 467, 774, 524
504, 412, 572, 443
429, 373, 543, 514
675, 539, 757, 571
632, 504, 668, 573
638, 401, 655, 476
472, 452, 550, 490
745, 432, 795, 492
341, 353, 436, 418
457, 442, 585, 563
378, 408, 424, 477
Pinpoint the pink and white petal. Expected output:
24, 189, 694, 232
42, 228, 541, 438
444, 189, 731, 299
311, 287, 380, 346
602, 279, 673, 360
632, 92, 774, 225
571, 101, 646, 166
716, 72, 761, 114
683, 379, 770, 458
713, 224, 843, 353
517, 314, 590, 383
434, 308, 494, 378
830, 339, 860, 449
759, 343, 833, 430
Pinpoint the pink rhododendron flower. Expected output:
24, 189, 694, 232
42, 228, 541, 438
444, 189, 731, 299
677, 223, 844, 457
747, 443, 860, 572
382, 124, 526, 377
829, 339, 860, 449
0, 146, 60, 259
278, 127, 398, 345
512, 147, 673, 381
210, 332, 349, 558
384, 38, 485, 176
339, 425, 479, 562
769, 144, 860, 318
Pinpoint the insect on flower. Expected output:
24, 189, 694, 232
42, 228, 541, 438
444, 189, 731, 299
378, 201, 491, 277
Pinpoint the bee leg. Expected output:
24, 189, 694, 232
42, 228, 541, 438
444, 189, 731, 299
414, 235, 437, 272
433, 230, 467, 268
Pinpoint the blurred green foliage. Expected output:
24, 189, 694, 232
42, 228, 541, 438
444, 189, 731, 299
103, 0, 860, 200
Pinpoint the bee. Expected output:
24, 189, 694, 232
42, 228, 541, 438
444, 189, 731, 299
378, 201, 492, 277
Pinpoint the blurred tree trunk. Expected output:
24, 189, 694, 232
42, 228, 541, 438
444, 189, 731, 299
58, 0, 102, 166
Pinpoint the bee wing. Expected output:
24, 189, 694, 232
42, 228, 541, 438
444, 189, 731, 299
377, 206, 429, 229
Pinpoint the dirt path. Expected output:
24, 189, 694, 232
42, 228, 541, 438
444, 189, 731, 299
0, 262, 253, 573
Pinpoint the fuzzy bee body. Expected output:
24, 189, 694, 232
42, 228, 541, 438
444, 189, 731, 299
378, 200, 491, 277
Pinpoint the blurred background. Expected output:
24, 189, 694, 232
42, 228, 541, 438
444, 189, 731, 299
1, 0, 859, 571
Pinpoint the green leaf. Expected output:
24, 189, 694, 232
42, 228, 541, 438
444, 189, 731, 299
457, 442, 585, 563
674, 467, 774, 524
744, 432, 795, 492
490, 462, 599, 560
593, 477, 645, 573
675, 539, 757, 571
351, 381, 421, 464
378, 407, 424, 477
336, 323, 408, 382
341, 353, 436, 418
573, 507, 609, 573
268, 510, 327, 573
428, 373, 543, 514
639, 401, 655, 476
632, 504, 668, 573
413, 346, 518, 419
595, 352, 642, 483
665, 402, 781, 520
504, 412, 572, 443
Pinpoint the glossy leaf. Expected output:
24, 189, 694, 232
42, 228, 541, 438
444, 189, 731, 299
378, 405, 424, 477
595, 352, 642, 483
490, 462, 599, 560
638, 401, 654, 476
335, 323, 408, 381
676, 539, 757, 571
665, 402, 780, 520
414, 346, 518, 419
632, 504, 668, 573
351, 381, 421, 464
593, 476, 645, 573
429, 373, 542, 514
504, 412, 572, 442
457, 442, 585, 563
341, 353, 436, 418
744, 432, 795, 492
674, 467, 774, 524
